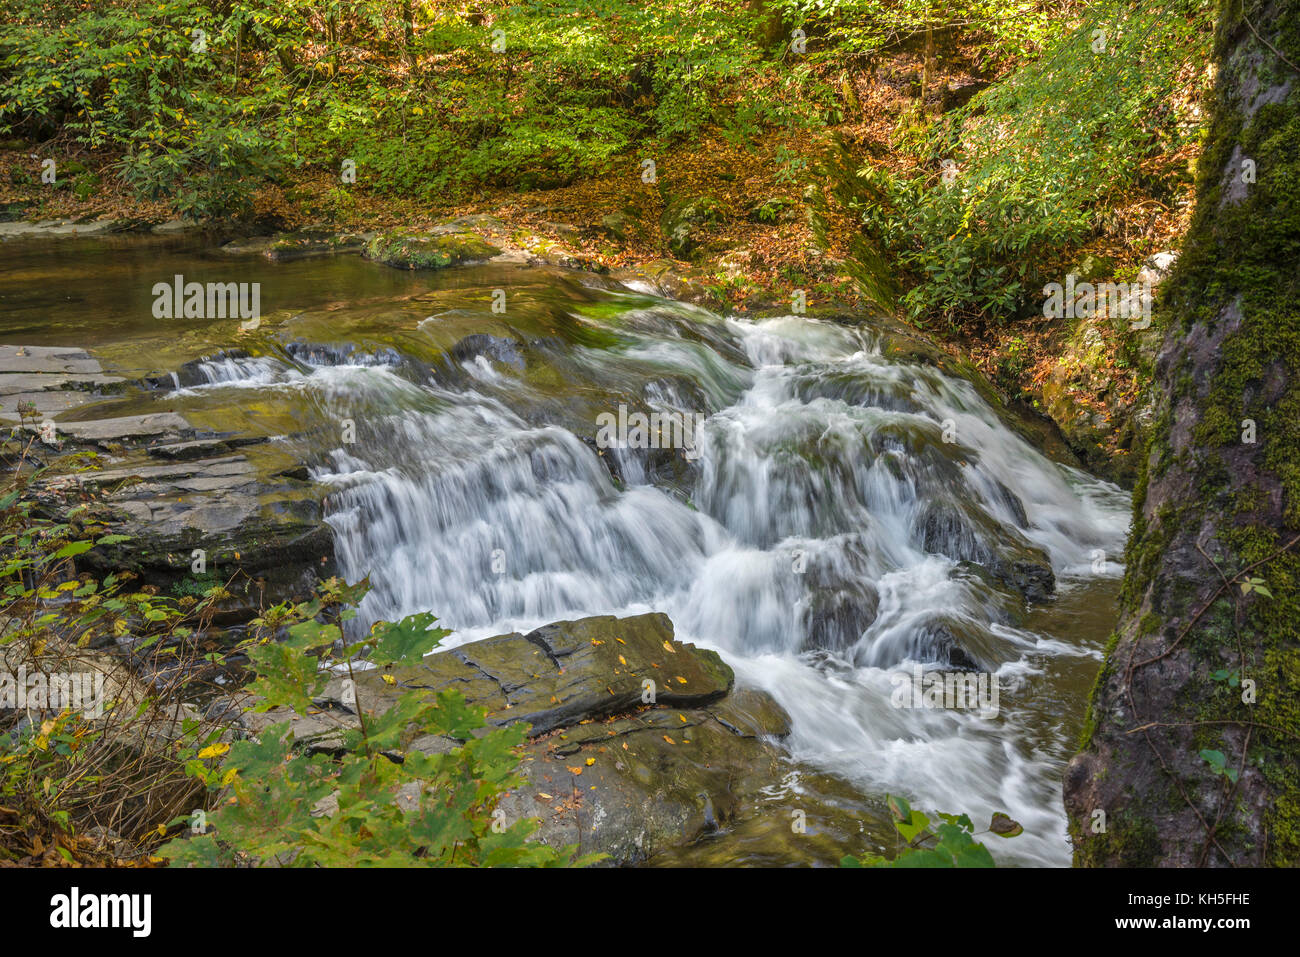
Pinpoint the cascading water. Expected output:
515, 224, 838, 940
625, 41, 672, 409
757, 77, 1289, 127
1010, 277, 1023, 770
169, 275, 1129, 866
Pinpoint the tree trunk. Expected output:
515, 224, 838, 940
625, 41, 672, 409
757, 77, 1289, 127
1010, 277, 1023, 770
1064, 0, 1300, 867
402, 0, 417, 75
921, 16, 934, 113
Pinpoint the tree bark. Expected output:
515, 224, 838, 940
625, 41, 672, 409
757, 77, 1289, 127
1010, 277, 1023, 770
1065, 0, 1300, 866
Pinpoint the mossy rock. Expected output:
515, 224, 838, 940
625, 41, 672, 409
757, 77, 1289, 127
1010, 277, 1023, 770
660, 196, 727, 258
363, 229, 501, 270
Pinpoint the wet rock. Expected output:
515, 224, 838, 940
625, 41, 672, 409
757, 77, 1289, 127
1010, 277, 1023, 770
220, 229, 372, 261
364, 229, 500, 270
799, 545, 880, 653
151, 219, 196, 235
915, 499, 1055, 603
48, 444, 337, 624
0, 217, 123, 239
445, 334, 526, 371
238, 612, 821, 864
908, 618, 985, 671
991, 479, 1030, 528
41, 413, 192, 445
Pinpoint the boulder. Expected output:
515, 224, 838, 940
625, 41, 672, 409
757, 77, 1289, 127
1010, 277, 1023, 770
238, 612, 824, 864
363, 229, 501, 270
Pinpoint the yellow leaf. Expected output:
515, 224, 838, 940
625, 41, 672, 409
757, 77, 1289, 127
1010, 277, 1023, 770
679, 714, 687, 722
566, 766, 583, 775
381, 674, 396, 685
675, 676, 687, 684
221, 768, 238, 787
662, 640, 676, 653
662, 735, 676, 745
537, 792, 553, 800
156, 824, 167, 837
618, 655, 627, 666
197, 743, 230, 760
585, 757, 595, 766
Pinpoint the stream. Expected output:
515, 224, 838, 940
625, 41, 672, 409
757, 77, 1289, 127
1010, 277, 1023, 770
1, 235, 1130, 865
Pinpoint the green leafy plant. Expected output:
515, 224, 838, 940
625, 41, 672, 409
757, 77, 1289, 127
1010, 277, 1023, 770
1200, 748, 1239, 784
1239, 576, 1273, 599
841, 794, 1021, 867
0, 425, 225, 861
161, 581, 603, 867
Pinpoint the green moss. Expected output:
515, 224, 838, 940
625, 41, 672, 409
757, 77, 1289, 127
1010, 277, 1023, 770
364, 229, 500, 270
1073, 807, 1163, 867
1073, 1, 1300, 865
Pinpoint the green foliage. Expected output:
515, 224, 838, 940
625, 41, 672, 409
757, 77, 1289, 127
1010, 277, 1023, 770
841, 794, 1019, 867
0, 426, 223, 857
161, 583, 603, 867
0, 0, 1081, 216
845, 0, 1214, 327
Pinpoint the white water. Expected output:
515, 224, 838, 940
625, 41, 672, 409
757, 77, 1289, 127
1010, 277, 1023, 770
191, 303, 1130, 865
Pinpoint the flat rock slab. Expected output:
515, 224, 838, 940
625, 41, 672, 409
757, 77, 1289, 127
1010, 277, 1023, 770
44, 412, 191, 443
0, 218, 122, 238
0, 372, 125, 395
0, 346, 131, 423
0, 345, 104, 376
348, 613, 733, 737
0, 390, 101, 416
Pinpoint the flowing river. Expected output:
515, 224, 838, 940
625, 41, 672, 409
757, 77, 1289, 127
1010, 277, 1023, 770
1, 235, 1130, 865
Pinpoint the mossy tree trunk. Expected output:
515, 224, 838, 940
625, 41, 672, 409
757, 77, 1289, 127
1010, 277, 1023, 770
1065, 0, 1300, 866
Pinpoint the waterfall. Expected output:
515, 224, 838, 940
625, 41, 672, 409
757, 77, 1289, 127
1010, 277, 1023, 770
179, 288, 1130, 866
